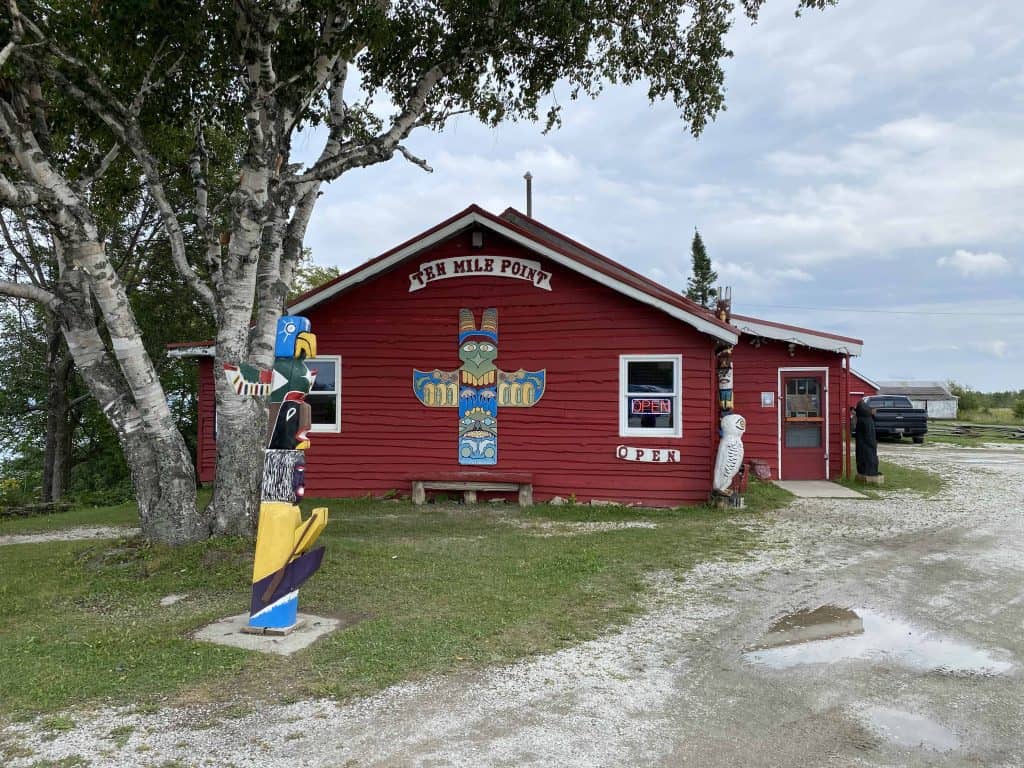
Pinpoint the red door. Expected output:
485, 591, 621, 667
780, 373, 826, 480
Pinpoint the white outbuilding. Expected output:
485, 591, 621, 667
877, 381, 960, 420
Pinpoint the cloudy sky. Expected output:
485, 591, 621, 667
294, 0, 1024, 392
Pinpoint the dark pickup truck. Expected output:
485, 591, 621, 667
853, 395, 929, 443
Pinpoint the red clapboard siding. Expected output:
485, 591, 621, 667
197, 228, 720, 506
197, 357, 216, 482
847, 370, 879, 408
731, 339, 847, 480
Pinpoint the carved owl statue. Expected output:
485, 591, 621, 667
713, 413, 746, 495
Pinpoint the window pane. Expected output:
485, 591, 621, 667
307, 360, 336, 392
785, 423, 821, 448
308, 393, 337, 426
627, 361, 675, 393
628, 397, 674, 429
785, 378, 821, 417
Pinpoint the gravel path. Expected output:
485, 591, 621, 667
0, 525, 138, 546
4, 443, 1022, 767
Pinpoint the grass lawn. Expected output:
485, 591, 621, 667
956, 408, 1023, 425
0, 480, 789, 717
923, 410, 1024, 447
836, 458, 945, 499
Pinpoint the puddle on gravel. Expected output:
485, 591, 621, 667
744, 606, 1013, 675
862, 707, 960, 752
752, 605, 864, 649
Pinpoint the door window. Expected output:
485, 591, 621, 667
785, 378, 821, 418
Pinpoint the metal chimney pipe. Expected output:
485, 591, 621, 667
523, 171, 533, 217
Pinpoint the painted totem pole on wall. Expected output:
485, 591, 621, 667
712, 288, 746, 500
413, 308, 545, 465
223, 316, 328, 634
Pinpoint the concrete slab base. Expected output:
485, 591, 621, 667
856, 474, 885, 485
193, 612, 341, 656
773, 480, 867, 499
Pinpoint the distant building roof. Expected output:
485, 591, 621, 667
877, 381, 958, 400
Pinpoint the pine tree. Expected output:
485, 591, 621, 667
685, 229, 718, 307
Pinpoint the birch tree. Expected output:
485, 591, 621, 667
0, 0, 835, 543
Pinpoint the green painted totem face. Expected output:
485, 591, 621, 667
459, 340, 498, 377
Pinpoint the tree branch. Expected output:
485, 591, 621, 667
0, 213, 47, 288
0, 279, 61, 311
296, 63, 446, 183
79, 142, 122, 190
0, 172, 42, 206
1, 0, 24, 68
396, 145, 433, 173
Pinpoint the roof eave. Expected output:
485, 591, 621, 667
732, 317, 862, 356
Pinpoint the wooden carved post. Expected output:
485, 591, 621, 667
712, 287, 745, 505
224, 316, 328, 634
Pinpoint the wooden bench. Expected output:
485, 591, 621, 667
411, 473, 534, 507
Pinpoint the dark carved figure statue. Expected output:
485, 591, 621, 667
854, 398, 879, 476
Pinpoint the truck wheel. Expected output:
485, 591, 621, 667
912, 436, 924, 444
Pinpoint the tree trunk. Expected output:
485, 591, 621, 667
41, 325, 75, 502
206, 186, 321, 536
56, 269, 206, 544
206, 176, 270, 538
41, 323, 64, 502
50, 391, 74, 501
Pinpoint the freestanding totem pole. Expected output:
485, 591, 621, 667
712, 288, 746, 503
224, 316, 328, 634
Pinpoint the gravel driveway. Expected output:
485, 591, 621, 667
5, 443, 1022, 767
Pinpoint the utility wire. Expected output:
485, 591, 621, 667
738, 304, 1024, 317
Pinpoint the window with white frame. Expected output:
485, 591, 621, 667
306, 356, 341, 432
619, 355, 682, 437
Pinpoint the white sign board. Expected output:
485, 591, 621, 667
616, 445, 681, 463
409, 256, 553, 292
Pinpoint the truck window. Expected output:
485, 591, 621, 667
870, 396, 912, 408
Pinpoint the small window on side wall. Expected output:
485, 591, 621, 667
619, 355, 682, 438
306, 356, 341, 432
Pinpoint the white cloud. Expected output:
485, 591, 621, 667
730, 114, 1024, 265
937, 250, 1014, 277
298, 0, 1024, 390
970, 339, 1010, 359
889, 41, 975, 77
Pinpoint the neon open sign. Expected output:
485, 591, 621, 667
630, 398, 671, 415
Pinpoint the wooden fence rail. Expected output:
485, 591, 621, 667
929, 422, 1024, 441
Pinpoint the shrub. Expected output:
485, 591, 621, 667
1014, 400, 1024, 420
948, 381, 981, 413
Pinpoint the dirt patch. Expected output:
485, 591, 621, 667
501, 519, 659, 537
0, 526, 139, 547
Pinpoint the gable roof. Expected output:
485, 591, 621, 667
283, 204, 736, 343
877, 381, 957, 399
849, 369, 880, 391
169, 205, 869, 359
730, 313, 863, 356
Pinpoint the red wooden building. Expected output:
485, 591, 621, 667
729, 315, 863, 481
174, 205, 864, 504
847, 369, 880, 409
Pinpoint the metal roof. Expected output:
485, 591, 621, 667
877, 381, 958, 399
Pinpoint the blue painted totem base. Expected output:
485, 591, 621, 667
459, 435, 497, 465
248, 590, 299, 630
